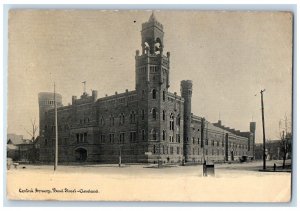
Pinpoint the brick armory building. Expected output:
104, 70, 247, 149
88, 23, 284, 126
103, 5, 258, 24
38, 13, 255, 164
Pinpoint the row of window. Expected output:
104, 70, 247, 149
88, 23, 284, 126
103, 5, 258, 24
188, 136, 248, 149
98, 110, 181, 126
99, 130, 181, 143
100, 131, 141, 144
153, 145, 183, 155
48, 124, 69, 132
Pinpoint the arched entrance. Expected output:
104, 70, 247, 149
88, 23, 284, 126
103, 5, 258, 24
75, 148, 87, 162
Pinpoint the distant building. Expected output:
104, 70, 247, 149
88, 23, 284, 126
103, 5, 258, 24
39, 13, 255, 164
255, 134, 292, 160
7, 133, 38, 162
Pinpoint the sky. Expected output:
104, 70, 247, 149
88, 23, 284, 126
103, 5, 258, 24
7, 10, 292, 142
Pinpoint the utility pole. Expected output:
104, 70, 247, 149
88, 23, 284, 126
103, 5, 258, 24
201, 118, 205, 163
260, 89, 266, 170
54, 83, 58, 171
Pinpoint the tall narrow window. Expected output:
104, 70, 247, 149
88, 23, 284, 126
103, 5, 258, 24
176, 115, 181, 126
162, 130, 166, 140
141, 109, 145, 120
152, 108, 157, 120
142, 129, 145, 141
130, 111, 136, 123
84, 133, 88, 143
169, 113, 174, 130
152, 89, 156, 99
110, 115, 114, 126
151, 129, 157, 140
163, 90, 166, 101
162, 110, 165, 121
100, 116, 105, 126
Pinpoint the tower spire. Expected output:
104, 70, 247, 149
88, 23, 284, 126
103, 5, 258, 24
149, 10, 156, 22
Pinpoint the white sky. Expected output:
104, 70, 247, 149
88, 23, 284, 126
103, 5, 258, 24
7, 10, 292, 142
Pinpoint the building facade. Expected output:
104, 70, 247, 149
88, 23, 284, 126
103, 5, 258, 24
39, 13, 255, 164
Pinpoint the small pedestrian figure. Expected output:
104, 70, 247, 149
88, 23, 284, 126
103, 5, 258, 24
273, 163, 276, 172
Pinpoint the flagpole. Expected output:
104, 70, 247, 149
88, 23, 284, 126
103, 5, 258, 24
54, 82, 58, 171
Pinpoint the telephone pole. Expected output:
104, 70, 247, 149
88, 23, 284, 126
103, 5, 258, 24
54, 83, 58, 171
260, 89, 266, 170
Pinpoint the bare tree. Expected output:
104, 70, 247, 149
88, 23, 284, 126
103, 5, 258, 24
24, 118, 39, 142
280, 131, 291, 169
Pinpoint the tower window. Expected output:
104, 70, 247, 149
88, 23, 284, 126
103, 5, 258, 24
162, 130, 166, 140
169, 113, 174, 130
152, 108, 157, 120
152, 89, 156, 99
141, 129, 145, 141
151, 129, 157, 140
141, 109, 145, 120
176, 115, 181, 125
163, 91, 166, 101
162, 110, 166, 121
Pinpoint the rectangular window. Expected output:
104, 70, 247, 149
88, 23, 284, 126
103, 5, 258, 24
177, 147, 180, 154
142, 130, 145, 141
120, 132, 125, 144
170, 147, 173, 155
130, 131, 136, 142
142, 109, 145, 120
109, 134, 114, 143
84, 133, 88, 142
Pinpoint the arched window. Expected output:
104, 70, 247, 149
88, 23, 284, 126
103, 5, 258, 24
122, 113, 125, 124
162, 130, 166, 140
176, 115, 181, 125
163, 90, 166, 101
162, 110, 166, 121
151, 129, 157, 140
155, 38, 162, 55
152, 108, 157, 120
119, 113, 125, 125
152, 89, 156, 99
110, 115, 114, 126
130, 111, 136, 123
144, 41, 150, 54
169, 113, 174, 130
100, 116, 105, 126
